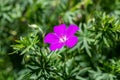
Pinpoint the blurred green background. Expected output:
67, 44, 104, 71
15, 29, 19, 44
0, 0, 120, 80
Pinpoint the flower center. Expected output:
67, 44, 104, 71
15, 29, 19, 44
59, 35, 68, 43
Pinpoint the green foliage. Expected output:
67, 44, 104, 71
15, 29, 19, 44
88, 68, 116, 80
11, 33, 39, 55
102, 59, 120, 76
0, 0, 120, 80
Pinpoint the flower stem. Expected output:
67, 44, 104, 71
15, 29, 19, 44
63, 47, 67, 79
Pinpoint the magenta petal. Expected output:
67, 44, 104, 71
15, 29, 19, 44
67, 24, 79, 36
66, 36, 78, 48
50, 43, 64, 51
54, 24, 67, 36
44, 33, 59, 44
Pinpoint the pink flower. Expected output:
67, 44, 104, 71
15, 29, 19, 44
44, 24, 79, 51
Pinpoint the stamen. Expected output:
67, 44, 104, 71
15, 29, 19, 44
59, 35, 68, 43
